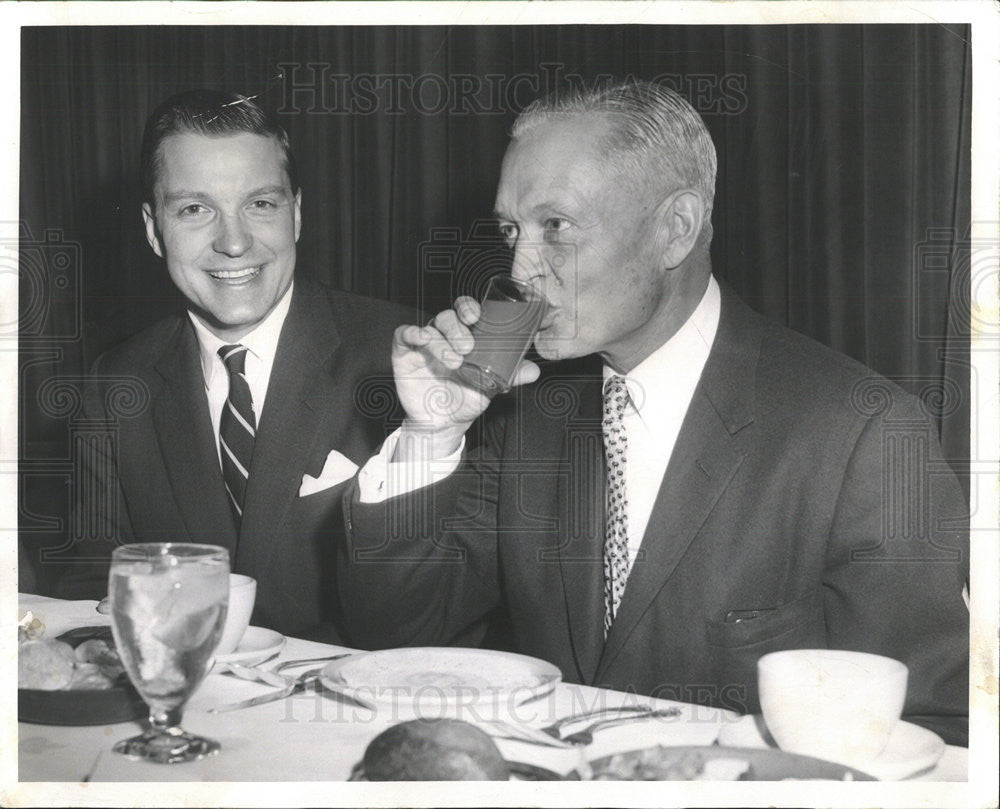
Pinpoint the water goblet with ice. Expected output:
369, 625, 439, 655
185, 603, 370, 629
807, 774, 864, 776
108, 543, 230, 763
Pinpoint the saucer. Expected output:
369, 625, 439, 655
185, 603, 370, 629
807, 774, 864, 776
213, 626, 285, 666
716, 714, 945, 780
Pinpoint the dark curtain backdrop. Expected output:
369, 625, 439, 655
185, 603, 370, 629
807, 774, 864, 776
19, 25, 971, 592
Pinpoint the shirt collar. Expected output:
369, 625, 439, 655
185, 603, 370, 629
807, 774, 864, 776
603, 275, 721, 425
188, 280, 295, 388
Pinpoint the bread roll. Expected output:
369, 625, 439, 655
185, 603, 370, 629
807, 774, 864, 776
18, 640, 76, 690
363, 718, 509, 780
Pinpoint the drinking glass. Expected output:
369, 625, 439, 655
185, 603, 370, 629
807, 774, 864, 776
108, 543, 230, 763
457, 275, 548, 395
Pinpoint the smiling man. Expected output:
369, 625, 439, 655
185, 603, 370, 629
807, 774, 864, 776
338, 81, 970, 745
143, 129, 301, 343
59, 90, 414, 641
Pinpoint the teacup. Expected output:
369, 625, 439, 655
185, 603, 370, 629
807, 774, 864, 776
758, 649, 908, 769
215, 574, 256, 655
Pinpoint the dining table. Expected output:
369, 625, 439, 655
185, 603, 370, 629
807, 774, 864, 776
15, 593, 969, 788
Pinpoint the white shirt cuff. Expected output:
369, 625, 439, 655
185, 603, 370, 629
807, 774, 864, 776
357, 428, 465, 503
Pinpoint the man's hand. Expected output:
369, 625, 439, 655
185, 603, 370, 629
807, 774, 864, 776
391, 296, 540, 461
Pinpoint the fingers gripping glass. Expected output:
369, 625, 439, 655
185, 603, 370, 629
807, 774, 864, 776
108, 543, 230, 763
457, 275, 547, 395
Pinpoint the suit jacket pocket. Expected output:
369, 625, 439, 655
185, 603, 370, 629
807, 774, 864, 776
704, 591, 821, 648
290, 478, 349, 538
703, 592, 825, 715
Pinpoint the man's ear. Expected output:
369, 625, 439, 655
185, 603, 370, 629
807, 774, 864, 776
293, 189, 302, 243
141, 202, 164, 258
654, 189, 705, 269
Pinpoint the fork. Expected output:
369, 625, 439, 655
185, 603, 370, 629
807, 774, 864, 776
540, 704, 656, 738
485, 720, 575, 749
208, 666, 327, 713
217, 660, 288, 688
272, 654, 352, 673
217, 653, 352, 688
556, 707, 682, 746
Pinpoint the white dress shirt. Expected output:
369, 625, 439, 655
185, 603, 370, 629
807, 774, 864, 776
604, 275, 720, 573
188, 281, 294, 469
359, 276, 721, 523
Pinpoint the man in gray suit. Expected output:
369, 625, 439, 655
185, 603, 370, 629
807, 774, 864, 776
338, 81, 969, 743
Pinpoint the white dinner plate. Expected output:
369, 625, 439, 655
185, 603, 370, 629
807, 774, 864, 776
716, 714, 945, 780
212, 626, 285, 667
320, 647, 561, 717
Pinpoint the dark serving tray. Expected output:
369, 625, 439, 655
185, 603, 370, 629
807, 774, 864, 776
18, 626, 146, 726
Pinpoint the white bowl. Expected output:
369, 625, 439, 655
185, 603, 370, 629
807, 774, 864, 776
758, 648, 908, 769
215, 574, 256, 655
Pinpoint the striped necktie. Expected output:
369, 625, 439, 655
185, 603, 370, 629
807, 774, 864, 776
602, 374, 631, 636
218, 344, 256, 522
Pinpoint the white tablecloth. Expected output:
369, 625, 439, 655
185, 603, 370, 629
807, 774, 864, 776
16, 594, 967, 783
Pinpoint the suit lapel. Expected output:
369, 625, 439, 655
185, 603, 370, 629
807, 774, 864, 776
237, 282, 342, 569
152, 318, 238, 554
552, 369, 606, 684
595, 283, 762, 681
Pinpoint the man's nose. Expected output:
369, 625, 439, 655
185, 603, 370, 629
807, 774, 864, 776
510, 243, 546, 286
212, 213, 253, 257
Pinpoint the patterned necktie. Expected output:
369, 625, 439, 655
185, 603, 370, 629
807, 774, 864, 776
602, 374, 631, 636
218, 344, 256, 522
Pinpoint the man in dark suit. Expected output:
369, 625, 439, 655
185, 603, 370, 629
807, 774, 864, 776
337, 81, 969, 744
59, 90, 412, 641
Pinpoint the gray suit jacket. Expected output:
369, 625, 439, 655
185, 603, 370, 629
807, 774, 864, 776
340, 281, 969, 744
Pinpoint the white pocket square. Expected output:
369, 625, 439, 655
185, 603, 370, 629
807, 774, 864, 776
298, 449, 359, 497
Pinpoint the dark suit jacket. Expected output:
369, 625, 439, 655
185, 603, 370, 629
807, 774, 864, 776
340, 281, 969, 744
60, 278, 414, 641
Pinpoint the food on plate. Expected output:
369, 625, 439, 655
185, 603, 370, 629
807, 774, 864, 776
68, 662, 117, 690
74, 638, 125, 679
337, 648, 552, 694
592, 746, 752, 781
17, 610, 45, 642
18, 640, 77, 690
360, 718, 510, 780
18, 634, 126, 691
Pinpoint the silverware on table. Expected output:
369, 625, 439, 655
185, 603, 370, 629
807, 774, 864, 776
556, 707, 682, 746
272, 654, 353, 673
208, 666, 326, 713
486, 720, 575, 749
217, 660, 287, 688
207, 654, 360, 712
540, 703, 656, 738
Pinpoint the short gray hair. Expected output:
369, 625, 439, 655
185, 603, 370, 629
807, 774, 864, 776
511, 80, 717, 241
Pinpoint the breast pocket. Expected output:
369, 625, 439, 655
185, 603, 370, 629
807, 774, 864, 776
705, 591, 822, 648
703, 592, 826, 715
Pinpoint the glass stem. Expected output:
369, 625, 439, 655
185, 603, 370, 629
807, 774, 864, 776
149, 705, 184, 735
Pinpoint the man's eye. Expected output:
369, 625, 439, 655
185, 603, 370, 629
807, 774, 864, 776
250, 199, 277, 211
544, 218, 570, 234
179, 203, 207, 216
497, 223, 518, 243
